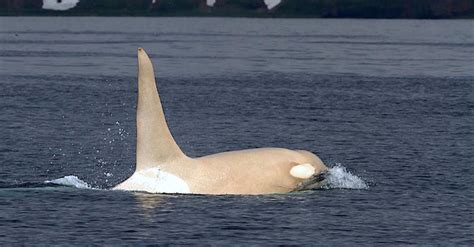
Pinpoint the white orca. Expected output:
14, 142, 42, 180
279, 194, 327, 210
113, 48, 327, 195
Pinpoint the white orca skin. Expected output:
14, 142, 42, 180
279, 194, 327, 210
113, 48, 327, 195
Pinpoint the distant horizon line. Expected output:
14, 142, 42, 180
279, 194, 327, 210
2, 0, 473, 19
2, 16, 474, 20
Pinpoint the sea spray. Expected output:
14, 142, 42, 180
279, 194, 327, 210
324, 164, 369, 189
46, 175, 91, 189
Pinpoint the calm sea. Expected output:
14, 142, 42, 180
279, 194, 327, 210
0, 17, 473, 245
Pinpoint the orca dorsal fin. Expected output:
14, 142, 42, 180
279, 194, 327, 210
135, 48, 186, 171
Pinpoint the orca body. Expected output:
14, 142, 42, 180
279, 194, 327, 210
114, 48, 327, 195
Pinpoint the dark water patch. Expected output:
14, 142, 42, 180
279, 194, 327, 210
0, 181, 62, 189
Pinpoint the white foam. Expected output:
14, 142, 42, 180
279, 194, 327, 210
46, 175, 91, 189
113, 168, 190, 194
324, 164, 369, 189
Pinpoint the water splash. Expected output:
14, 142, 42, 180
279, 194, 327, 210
45, 176, 91, 189
324, 164, 369, 189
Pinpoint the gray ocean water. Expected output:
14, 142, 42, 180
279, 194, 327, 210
0, 17, 473, 245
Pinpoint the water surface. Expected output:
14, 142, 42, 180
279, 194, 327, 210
0, 17, 473, 245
